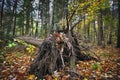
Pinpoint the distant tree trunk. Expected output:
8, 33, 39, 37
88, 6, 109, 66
40, 10, 44, 38
83, 14, 86, 36
31, 15, 34, 36
90, 22, 92, 41
6, 0, 12, 35
44, 2, 49, 38
13, 0, 18, 36
108, 27, 112, 44
48, 0, 54, 36
117, 0, 120, 48
39, 1, 44, 38
25, 1, 30, 35
13, 11, 17, 36
98, 9, 103, 46
35, 21, 38, 37
87, 22, 90, 40
108, 2, 115, 45
93, 19, 97, 43
0, 0, 5, 32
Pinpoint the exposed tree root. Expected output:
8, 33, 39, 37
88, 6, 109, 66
29, 32, 98, 79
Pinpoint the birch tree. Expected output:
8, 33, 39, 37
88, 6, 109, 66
48, 0, 54, 35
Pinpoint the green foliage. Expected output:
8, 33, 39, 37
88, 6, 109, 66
15, 39, 35, 55
6, 41, 18, 48
91, 62, 102, 71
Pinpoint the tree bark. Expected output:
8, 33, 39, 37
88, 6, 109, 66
93, 19, 97, 43
0, 0, 5, 32
25, 0, 31, 35
117, 0, 120, 48
22, 14, 25, 36
48, 0, 54, 36
98, 9, 103, 46
6, 0, 12, 35
12, 0, 18, 36
35, 21, 38, 37
39, 2, 44, 38
30, 14, 33, 36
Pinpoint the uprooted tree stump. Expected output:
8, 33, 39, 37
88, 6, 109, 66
29, 30, 98, 79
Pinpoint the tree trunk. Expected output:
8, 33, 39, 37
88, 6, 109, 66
25, 0, 30, 35
93, 19, 97, 43
84, 14, 86, 36
117, 0, 120, 48
30, 15, 34, 36
108, 2, 115, 45
6, 0, 12, 35
22, 14, 25, 36
39, 1, 44, 38
98, 9, 103, 46
35, 21, 38, 37
13, 12, 17, 36
48, 0, 54, 36
0, 0, 5, 32
12, 0, 18, 36
87, 22, 90, 40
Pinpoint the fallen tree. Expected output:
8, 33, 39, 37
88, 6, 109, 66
29, 30, 98, 79
15, 37, 43, 47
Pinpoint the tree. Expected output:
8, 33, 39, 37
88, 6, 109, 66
0, 0, 5, 32
97, 9, 103, 45
117, 0, 120, 48
25, 0, 31, 34
13, 0, 18, 36
48, 0, 54, 36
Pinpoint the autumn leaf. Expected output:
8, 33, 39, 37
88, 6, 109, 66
83, 78, 88, 80
27, 74, 36, 80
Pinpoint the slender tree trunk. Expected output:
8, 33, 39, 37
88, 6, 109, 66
25, 1, 30, 35
48, 0, 54, 36
98, 9, 103, 46
13, 11, 17, 36
13, 0, 18, 36
108, 2, 115, 45
39, 2, 44, 38
35, 21, 38, 37
6, 0, 12, 35
108, 30, 112, 44
21, 13, 25, 36
31, 15, 33, 36
40, 11, 44, 38
93, 19, 97, 44
83, 14, 86, 36
0, 0, 5, 32
87, 22, 90, 40
44, 2, 49, 38
90, 22, 92, 41
117, 0, 120, 48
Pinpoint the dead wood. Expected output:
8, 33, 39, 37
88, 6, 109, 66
29, 31, 98, 79
15, 37, 43, 47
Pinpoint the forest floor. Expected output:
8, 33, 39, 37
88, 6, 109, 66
0, 43, 120, 80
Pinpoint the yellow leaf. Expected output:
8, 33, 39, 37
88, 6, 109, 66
28, 74, 35, 80
83, 78, 88, 80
